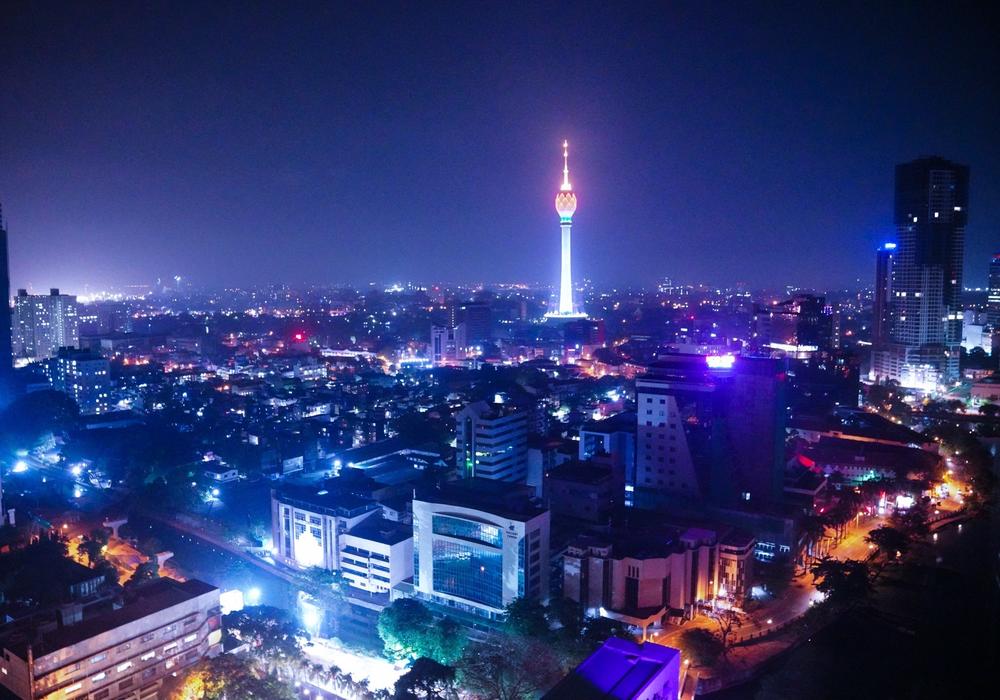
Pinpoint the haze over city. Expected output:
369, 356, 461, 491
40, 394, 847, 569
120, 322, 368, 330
2, 2, 998, 294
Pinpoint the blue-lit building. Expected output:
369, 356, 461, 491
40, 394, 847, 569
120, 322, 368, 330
411, 479, 549, 619
543, 638, 682, 700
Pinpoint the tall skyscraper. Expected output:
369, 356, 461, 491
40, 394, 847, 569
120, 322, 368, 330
988, 252, 1000, 327
13, 288, 80, 361
872, 242, 896, 347
872, 156, 969, 389
547, 141, 586, 319
0, 206, 13, 406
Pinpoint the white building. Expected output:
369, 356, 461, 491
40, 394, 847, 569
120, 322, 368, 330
0, 578, 221, 700
431, 324, 466, 366
13, 288, 80, 362
270, 485, 381, 571
339, 516, 413, 595
412, 480, 549, 619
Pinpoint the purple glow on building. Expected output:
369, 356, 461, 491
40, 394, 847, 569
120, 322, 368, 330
543, 637, 681, 700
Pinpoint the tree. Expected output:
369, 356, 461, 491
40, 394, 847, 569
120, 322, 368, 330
393, 658, 458, 700
425, 617, 466, 666
865, 526, 908, 562
458, 636, 564, 700
980, 403, 999, 418
80, 527, 112, 566
378, 598, 434, 661
809, 558, 872, 606
125, 560, 160, 588
503, 597, 551, 638
164, 654, 296, 700
223, 606, 306, 664
678, 628, 724, 667
706, 607, 744, 651
579, 616, 632, 653
378, 599, 465, 665
798, 514, 829, 570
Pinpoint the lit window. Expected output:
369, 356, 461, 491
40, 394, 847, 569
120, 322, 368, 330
140, 652, 155, 662
91, 672, 106, 682
116, 661, 132, 672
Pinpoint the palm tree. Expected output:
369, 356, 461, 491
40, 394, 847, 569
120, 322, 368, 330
798, 515, 829, 572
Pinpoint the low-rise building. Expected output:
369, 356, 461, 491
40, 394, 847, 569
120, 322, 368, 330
339, 516, 413, 595
562, 525, 754, 636
543, 638, 681, 700
0, 578, 221, 700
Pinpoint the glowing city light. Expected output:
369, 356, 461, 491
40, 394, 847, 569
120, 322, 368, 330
12, 460, 28, 473
706, 354, 736, 369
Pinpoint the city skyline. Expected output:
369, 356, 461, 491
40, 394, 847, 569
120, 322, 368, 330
2, 3, 998, 294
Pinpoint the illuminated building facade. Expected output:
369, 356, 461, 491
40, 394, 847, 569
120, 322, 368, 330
563, 526, 754, 632
872, 156, 968, 390
547, 141, 586, 319
872, 242, 896, 346
270, 485, 381, 571
47, 347, 111, 415
412, 480, 549, 619
0, 578, 221, 700
989, 252, 1000, 327
13, 288, 80, 361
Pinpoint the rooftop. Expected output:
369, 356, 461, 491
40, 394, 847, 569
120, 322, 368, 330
346, 516, 412, 546
543, 638, 680, 700
415, 478, 546, 521
1, 578, 217, 661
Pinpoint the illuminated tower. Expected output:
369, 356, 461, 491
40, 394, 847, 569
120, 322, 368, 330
550, 140, 585, 318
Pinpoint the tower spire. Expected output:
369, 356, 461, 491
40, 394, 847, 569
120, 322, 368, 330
561, 140, 571, 191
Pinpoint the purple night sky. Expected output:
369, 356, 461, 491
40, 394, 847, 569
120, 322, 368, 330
1, 2, 997, 294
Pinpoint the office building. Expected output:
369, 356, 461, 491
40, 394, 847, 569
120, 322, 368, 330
634, 354, 786, 510
989, 252, 1000, 327
455, 399, 528, 482
0, 206, 13, 405
0, 578, 221, 700
872, 242, 896, 346
872, 156, 969, 389
430, 324, 466, 366
13, 288, 80, 361
546, 141, 586, 319
412, 479, 549, 618
455, 302, 492, 347
338, 516, 413, 595
270, 484, 381, 571
47, 347, 111, 415
543, 638, 681, 700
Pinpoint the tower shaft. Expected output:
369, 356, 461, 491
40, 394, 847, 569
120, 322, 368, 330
559, 223, 573, 315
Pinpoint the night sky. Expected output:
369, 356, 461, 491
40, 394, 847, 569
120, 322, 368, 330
1, 2, 997, 294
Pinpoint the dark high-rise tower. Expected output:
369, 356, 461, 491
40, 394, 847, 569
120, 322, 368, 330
872, 242, 896, 347
0, 205, 14, 406
988, 252, 1000, 327
873, 157, 968, 389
